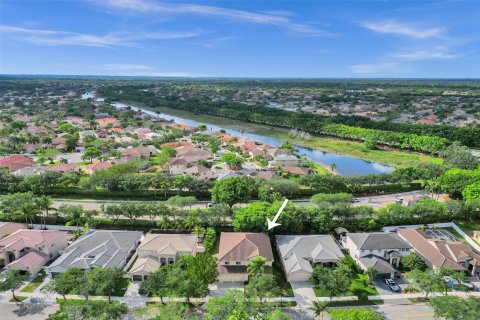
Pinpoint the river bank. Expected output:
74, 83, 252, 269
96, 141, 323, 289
117, 101, 442, 170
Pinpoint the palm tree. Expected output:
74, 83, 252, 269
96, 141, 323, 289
365, 267, 378, 285
329, 163, 337, 172
35, 196, 54, 229
309, 301, 327, 319
247, 256, 268, 279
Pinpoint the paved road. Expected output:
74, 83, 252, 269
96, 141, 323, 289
0, 303, 58, 320
375, 304, 435, 320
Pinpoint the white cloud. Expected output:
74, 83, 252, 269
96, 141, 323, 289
361, 20, 443, 39
393, 46, 459, 60
0, 24, 203, 47
96, 64, 154, 70
98, 0, 330, 36
350, 62, 403, 75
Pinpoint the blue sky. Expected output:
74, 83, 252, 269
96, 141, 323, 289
0, 0, 479, 78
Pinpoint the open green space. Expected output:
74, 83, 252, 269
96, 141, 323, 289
150, 106, 443, 168
314, 273, 379, 298
21, 270, 47, 293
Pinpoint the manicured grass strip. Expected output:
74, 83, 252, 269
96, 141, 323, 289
21, 270, 47, 293
10, 296, 28, 302
314, 274, 379, 298
326, 299, 384, 307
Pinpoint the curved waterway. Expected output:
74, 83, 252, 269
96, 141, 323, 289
111, 101, 394, 176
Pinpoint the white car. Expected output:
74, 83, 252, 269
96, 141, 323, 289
384, 278, 401, 292
461, 280, 475, 290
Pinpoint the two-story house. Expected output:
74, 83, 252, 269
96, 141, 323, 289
343, 232, 411, 278
0, 229, 69, 274
128, 233, 204, 281
216, 232, 274, 282
268, 155, 300, 168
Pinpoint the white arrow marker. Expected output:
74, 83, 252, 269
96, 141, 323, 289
267, 199, 289, 230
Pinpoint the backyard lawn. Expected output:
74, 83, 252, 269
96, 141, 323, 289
314, 273, 379, 298
20, 270, 47, 293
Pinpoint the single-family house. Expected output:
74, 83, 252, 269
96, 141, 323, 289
0, 222, 25, 239
276, 235, 345, 282
122, 146, 157, 159
84, 162, 113, 175
268, 155, 300, 168
217, 232, 274, 282
0, 229, 69, 274
45, 163, 79, 173
398, 229, 480, 276
48, 230, 143, 276
128, 234, 203, 281
0, 155, 35, 172
343, 232, 411, 278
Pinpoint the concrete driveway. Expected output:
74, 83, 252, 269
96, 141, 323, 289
208, 282, 244, 297
0, 302, 59, 320
373, 277, 411, 305
290, 281, 315, 307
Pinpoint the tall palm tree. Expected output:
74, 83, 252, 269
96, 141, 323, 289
247, 256, 268, 279
329, 163, 337, 172
35, 196, 54, 229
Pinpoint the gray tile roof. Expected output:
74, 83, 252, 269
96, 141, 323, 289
48, 230, 142, 272
348, 233, 411, 250
276, 235, 344, 275
359, 255, 396, 275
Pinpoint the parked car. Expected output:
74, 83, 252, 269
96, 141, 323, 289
354, 198, 360, 203
384, 278, 401, 292
443, 276, 459, 289
461, 280, 475, 290
395, 197, 404, 203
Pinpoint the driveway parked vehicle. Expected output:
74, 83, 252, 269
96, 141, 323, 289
384, 278, 401, 292
461, 280, 475, 290
443, 276, 459, 289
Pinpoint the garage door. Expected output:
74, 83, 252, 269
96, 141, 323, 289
132, 275, 143, 282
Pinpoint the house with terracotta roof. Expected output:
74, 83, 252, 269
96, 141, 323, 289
398, 229, 480, 276
0, 155, 35, 172
343, 232, 411, 278
96, 117, 120, 128
128, 233, 203, 281
184, 165, 218, 180
84, 162, 113, 175
276, 235, 345, 282
45, 163, 79, 173
0, 222, 25, 239
121, 146, 157, 159
216, 232, 274, 282
0, 229, 69, 274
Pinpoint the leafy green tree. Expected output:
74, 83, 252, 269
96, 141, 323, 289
407, 268, 444, 299
87, 268, 125, 302
245, 273, 281, 303
212, 176, 258, 209
221, 152, 244, 170
203, 227, 217, 253
139, 266, 170, 303
310, 265, 352, 300
149, 303, 192, 320
462, 181, 480, 201
82, 146, 102, 163
401, 252, 427, 271
309, 301, 327, 320
428, 296, 480, 320
0, 269, 29, 300
47, 300, 127, 320
43, 268, 84, 301
442, 141, 479, 170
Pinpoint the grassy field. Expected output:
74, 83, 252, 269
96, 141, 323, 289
21, 270, 47, 293
149, 106, 442, 168
314, 274, 379, 298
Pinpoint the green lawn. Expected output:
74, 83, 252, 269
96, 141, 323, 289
453, 220, 480, 245
21, 270, 47, 293
325, 299, 384, 307
10, 296, 28, 303
314, 274, 379, 298
149, 106, 443, 168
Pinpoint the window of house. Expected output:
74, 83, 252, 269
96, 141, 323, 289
224, 261, 229, 265
236, 262, 241, 265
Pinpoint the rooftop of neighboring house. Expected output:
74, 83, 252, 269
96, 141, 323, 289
398, 229, 480, 271
346, 232, 411, 250
48, 230, 143, 271
137, 233, 199, 255
0, 229, 68, 251
0, 222, 25, 239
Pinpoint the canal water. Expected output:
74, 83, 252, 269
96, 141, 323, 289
111, 101, 394, 176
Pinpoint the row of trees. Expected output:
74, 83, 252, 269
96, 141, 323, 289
99, 86, 480, 148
